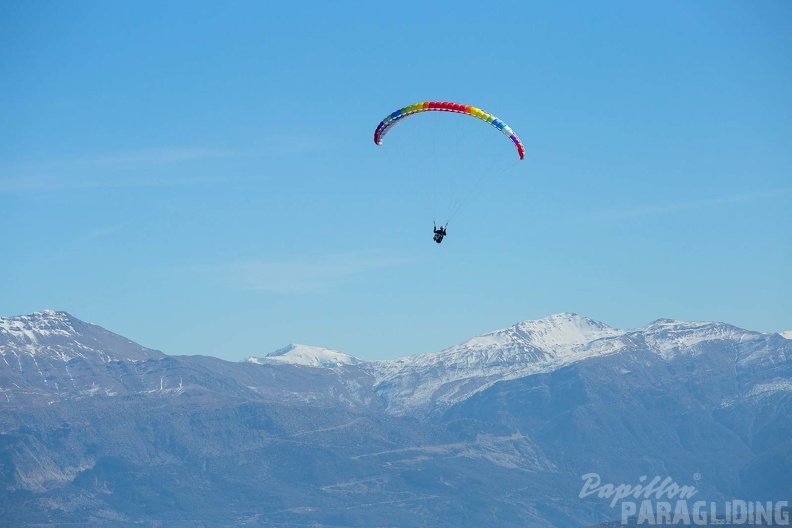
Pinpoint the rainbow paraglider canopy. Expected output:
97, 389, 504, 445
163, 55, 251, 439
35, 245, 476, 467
373, 101, 524, 160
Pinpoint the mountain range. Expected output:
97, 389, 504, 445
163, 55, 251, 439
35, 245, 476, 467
1, 310, 790, 526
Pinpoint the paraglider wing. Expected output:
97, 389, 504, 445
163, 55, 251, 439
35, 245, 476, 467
373, 101, 525, 160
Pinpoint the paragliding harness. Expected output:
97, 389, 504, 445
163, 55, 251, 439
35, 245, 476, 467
433, 223, 447, 244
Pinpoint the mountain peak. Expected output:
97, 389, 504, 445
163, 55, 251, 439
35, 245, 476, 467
1, 310, 83, 347
0, 310, 163, 362
512, 313, 622, 349
641, 318, 743, 334
637, 318, 761, 360
246, 343, 362, 368
781, 331, 792, 340
649, 318, 677, 325
2, 309, 76, 331
520, 312, 613, 329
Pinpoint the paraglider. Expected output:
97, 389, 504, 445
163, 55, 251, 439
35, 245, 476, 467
433, 223, 447, 244
373, 101, 524, 244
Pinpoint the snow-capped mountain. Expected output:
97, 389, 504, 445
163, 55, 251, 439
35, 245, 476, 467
2, 310, 787, 414
782, 330, 792, 340
636, 318, 763, 360
368, 313, 781, 414
246, 343, 363, 368
1, 309, 790, 527
0, 310, 167, 404
0, 309, 163, 363
386, 313, 623, 370
370, 313, 625, 413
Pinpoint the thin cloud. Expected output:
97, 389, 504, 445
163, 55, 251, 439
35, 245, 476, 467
79, 224, 128, 241
0, 174, 238, 193
218, 252, 413, 294
586, 188, 792, 221
0, 138, 327, 193
0, 147, 238, 193
59, 147, 236, 167
4, 146, 236, 173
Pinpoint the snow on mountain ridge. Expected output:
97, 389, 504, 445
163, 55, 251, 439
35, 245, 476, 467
2, 310, 787, 415
512, 313, 623, 350
0, 310, 163, 362
378, 313, 623, 372
0, 310, 77, 342
370, 314, 632, 414
781, 331, 792, 340
637, 318, 763, 360
369, 314, 783, 414
746, 378, 792, 398
246, 343, 363, 368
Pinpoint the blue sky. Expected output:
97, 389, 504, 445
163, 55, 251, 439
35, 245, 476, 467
2, 1, 790, 360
